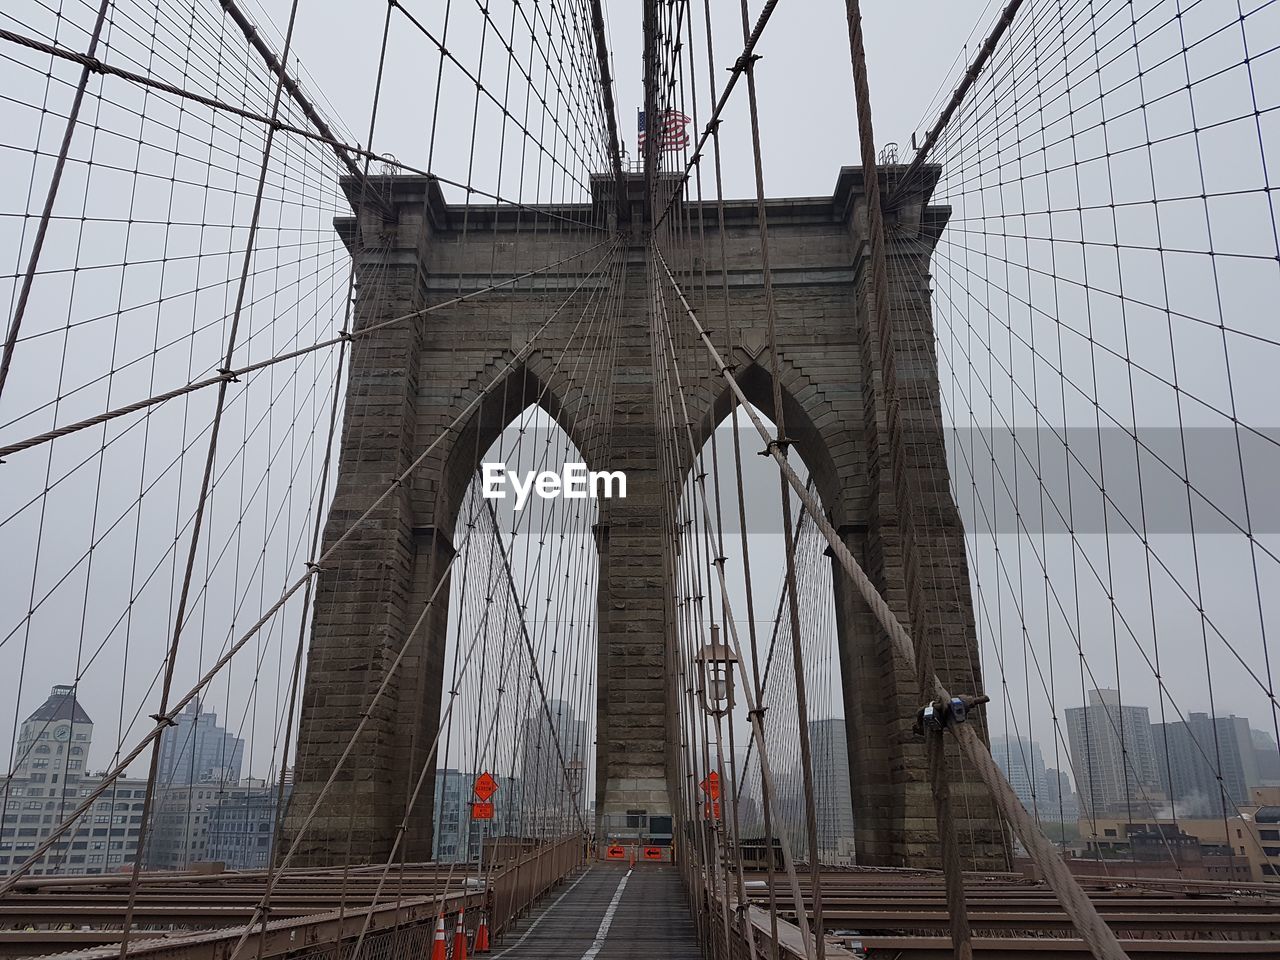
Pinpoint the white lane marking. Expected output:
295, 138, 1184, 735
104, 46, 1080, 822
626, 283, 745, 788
489, 869, 591, 959
579, 868, 631, 960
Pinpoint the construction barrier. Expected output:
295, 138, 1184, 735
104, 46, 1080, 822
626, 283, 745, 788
429, 915, 448, 960
473, 913, 491, 954
452, 912, 469, 960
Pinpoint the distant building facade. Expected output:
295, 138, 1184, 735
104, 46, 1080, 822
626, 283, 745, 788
809, 719, 856, 863
157, 701, 244, 787
432, 769, 519, 863
990, 735, 1048, 813
206, 785, 288, 870
0, 683, 285, 877
1155, 713, 1259, 814
0, 685, 148, 876
147, 780, 282, 870
1076, 806, 1280, 884
1065, 689, 1162, 817
1043, 767, 1079, 822
1251, 729, 1280, 786
518, 700, 587, 837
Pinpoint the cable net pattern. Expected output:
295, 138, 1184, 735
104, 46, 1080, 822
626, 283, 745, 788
922, 0, 1280, 850
1, 0, 1279, 958
0, 0, 353, 878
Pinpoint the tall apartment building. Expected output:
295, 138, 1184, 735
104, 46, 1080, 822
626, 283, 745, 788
1155, 713, 1261, 813
808, 719, 856, 863
157, 701, 244, 787
1065, 689, 1162, 818
990, 735, 1049, 813
1251, 728, 1280, 786
518, 700, 588, 836
1043, 767, 1080, 822
0, 684, 149, 876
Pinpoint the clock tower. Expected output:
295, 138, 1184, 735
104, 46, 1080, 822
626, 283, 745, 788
15, 684, 94, 782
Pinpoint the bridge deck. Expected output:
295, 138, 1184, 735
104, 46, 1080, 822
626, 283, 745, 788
492, 862, 702, 960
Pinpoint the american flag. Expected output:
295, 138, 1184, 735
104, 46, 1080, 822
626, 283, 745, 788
638, 109, 690, 152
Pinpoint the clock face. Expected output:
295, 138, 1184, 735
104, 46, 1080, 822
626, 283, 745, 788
53, 727, 70, 741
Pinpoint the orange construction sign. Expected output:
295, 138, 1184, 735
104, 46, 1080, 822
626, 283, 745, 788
699, 770, 721, 800
703, 800, 721, 820
605, 844, 626, 860
471, 801, 494, 820
473, 772, 499, 801
643, 846, 664, 861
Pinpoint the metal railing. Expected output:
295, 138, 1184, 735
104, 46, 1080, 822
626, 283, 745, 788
0, 835, 588, 959
490, 833, 588, 936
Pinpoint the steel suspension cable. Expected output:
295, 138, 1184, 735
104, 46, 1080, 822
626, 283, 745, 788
654, 241, 1131, 960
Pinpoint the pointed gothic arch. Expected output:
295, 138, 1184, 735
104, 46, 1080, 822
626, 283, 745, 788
284, 168, 1008, 870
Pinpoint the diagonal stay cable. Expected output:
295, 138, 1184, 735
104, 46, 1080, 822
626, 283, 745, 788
0, 237, 614, 461
0, 0, 112, 402
233, 236, 625, 958
650, 0, 781, 231
652, 241, 1131, 960
485, 497, 592, 837
0, 26, 605, 229
225, 519, 479, 960
0, 237, 619, 895
346, 492, 603, 960
217, 0, 363, 181
648, 267, 816, 960
117, 2, 307, 950
887, 0, 1027, 208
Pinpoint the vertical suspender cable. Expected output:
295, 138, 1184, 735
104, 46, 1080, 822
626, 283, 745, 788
729, 0, 825, 951
653, 239, 1132, 960
840, 2, 975, 957
0, 0, 113, 401
118, 4, 304, 952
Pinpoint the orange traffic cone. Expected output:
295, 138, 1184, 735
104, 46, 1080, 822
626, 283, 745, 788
473, 913, 491, 954
429, 915, 447, 960
452, 912, 469, 960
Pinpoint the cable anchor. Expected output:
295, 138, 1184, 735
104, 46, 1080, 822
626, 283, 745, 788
914, 693, 990, 735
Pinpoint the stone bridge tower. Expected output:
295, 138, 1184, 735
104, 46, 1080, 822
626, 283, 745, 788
280, 167, 1008, 871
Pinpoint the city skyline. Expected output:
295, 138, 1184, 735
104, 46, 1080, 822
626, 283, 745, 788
996, 688, 1278, 820
1, 683, 288, 877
